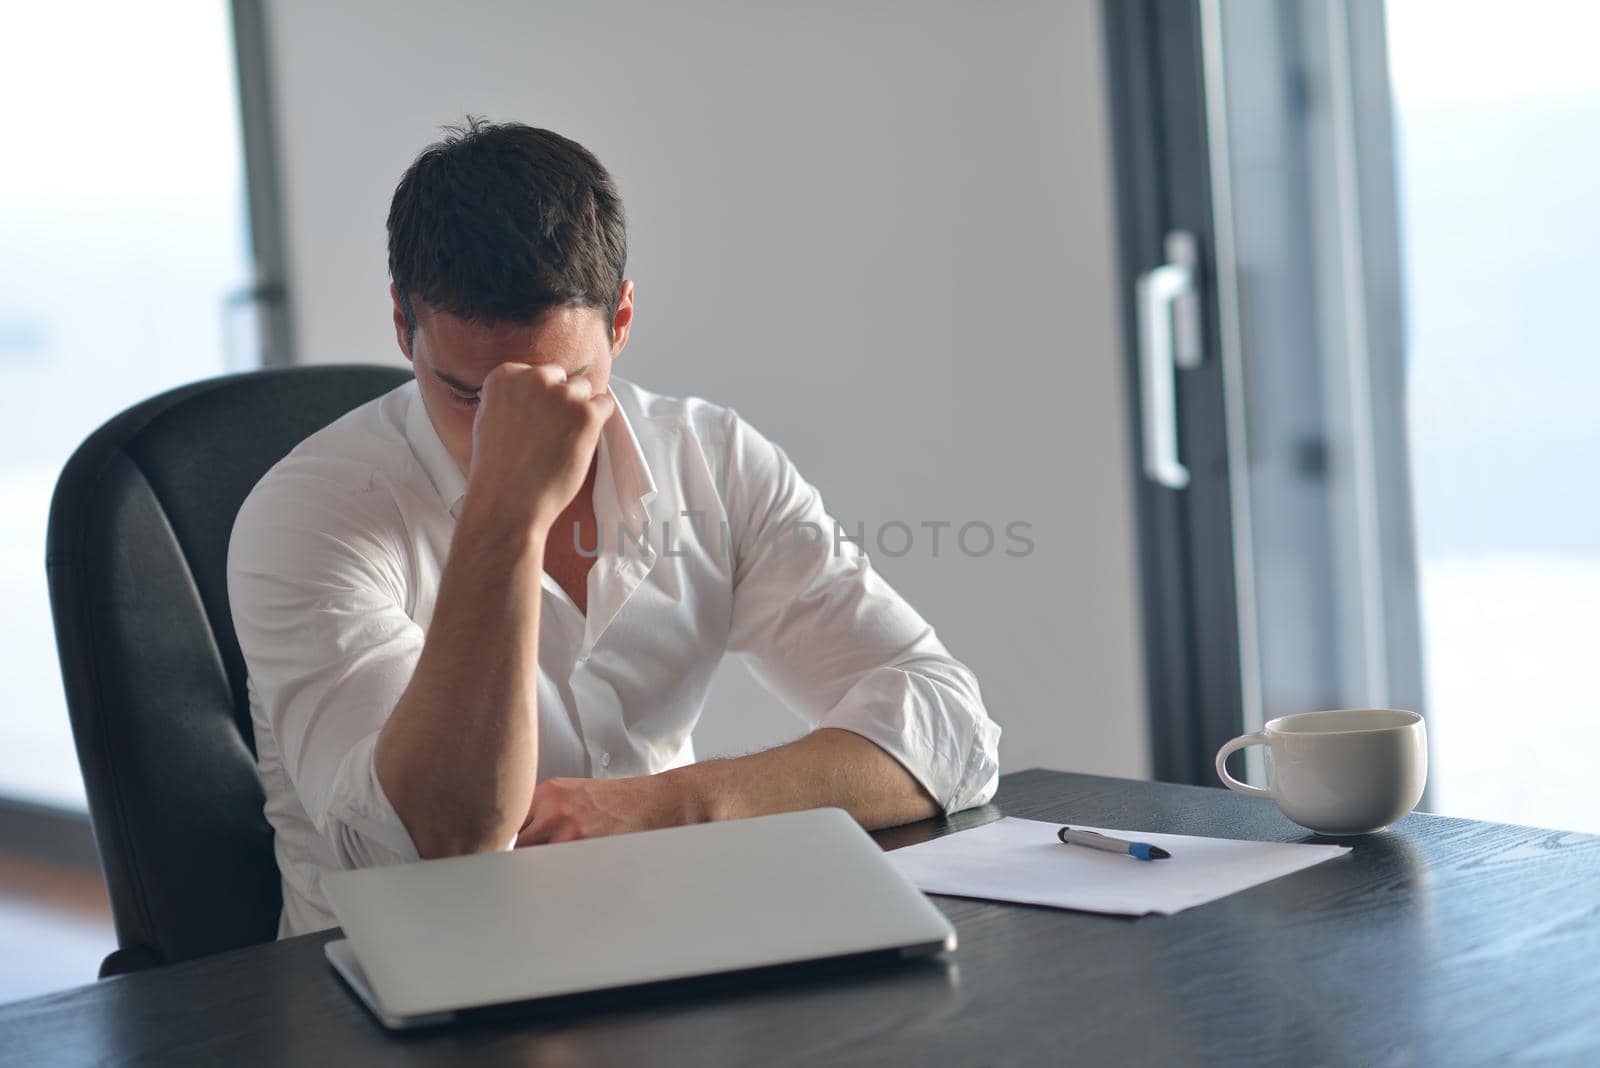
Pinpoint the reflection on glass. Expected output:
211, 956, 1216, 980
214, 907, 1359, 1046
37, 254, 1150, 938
0, 2, 253, 807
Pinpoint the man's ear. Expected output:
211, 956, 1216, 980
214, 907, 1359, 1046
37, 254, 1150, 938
610, 279, 635, 359
390, 283, 414, 363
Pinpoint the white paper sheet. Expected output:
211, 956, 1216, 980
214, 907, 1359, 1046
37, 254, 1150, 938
889, 817, 1351, 916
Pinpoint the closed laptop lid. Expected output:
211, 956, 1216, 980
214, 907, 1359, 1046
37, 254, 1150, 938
322, 806, 956, 1019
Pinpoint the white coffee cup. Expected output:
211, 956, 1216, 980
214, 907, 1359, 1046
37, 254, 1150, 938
1214, 708, 1427, 835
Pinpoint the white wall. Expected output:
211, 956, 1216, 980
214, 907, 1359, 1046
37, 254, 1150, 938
263, 0, 1150, 779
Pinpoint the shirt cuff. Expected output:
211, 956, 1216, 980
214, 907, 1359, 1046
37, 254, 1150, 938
819, 666, 1001, 814
319, 730, 423, 869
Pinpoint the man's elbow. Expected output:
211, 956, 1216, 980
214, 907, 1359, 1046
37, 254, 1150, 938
402, 810, 517, 861
374, 736, 520, 860
413, 838, 500, 861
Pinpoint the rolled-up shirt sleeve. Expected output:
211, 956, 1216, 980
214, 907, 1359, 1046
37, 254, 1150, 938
718, 409, 1001, 814
227, 464, 424, 870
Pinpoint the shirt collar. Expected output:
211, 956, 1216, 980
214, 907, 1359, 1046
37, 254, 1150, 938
597, 379, 658, 526
402, 377, 657, 523
403, 381, 470, 519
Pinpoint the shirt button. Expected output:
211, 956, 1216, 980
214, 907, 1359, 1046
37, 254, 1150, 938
599, 751, 611, 769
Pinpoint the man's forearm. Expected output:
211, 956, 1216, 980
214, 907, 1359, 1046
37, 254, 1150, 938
375, 502, 545, 859
661, 727, 941, 831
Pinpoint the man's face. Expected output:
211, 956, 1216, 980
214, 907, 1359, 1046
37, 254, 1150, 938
391, 281, 634, 475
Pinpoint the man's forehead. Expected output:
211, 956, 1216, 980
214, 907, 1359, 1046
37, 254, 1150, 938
422, 304, 606, 368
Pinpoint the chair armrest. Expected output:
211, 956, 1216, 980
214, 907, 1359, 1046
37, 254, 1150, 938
99, 944, 164, 978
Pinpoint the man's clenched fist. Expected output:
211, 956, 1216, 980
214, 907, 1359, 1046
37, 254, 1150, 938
465, 362, 615, 535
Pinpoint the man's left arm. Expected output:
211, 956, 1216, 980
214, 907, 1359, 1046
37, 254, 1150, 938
518, 407, 1000, 845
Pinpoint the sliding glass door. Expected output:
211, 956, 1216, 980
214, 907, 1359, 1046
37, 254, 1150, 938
1110, 0, 1600, 832
1194, 0, 1426, 791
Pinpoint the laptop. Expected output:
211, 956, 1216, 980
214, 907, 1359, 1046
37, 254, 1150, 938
321, 806, 957, 1029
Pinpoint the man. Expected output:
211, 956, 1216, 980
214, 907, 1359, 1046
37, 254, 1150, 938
228, 119, 1001, 937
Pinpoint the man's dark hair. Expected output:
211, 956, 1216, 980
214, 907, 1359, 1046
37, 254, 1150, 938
387, 118, 628, 350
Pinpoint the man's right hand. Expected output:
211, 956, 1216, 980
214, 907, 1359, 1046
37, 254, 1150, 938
464, 362, 616, 535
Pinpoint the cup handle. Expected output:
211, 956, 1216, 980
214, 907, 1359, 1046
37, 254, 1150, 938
1215, 732, 1273, 798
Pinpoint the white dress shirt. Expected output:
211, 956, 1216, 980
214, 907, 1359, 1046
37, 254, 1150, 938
227, 374, 1001, 937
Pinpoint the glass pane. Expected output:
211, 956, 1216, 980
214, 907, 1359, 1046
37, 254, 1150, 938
1208, 0, 1600, 832
1203, 0, 1427, 772
1387, 0, 1600, 830
0, 2, 254, 808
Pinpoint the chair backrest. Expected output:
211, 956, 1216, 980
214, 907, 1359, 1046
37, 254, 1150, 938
46, 364, 412, 973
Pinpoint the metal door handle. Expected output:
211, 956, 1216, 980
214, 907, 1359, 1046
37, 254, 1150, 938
1136, 231, 1203, 489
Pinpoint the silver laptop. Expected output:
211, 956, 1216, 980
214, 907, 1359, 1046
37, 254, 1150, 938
322, 806, 956, 1029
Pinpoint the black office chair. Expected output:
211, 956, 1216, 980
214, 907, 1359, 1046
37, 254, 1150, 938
45, 364, 412, 977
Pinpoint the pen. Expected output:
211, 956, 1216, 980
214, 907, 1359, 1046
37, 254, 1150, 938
1057, 826, 1171, 861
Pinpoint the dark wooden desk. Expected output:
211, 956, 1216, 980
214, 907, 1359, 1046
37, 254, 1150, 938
4, 769, 1599, 1066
